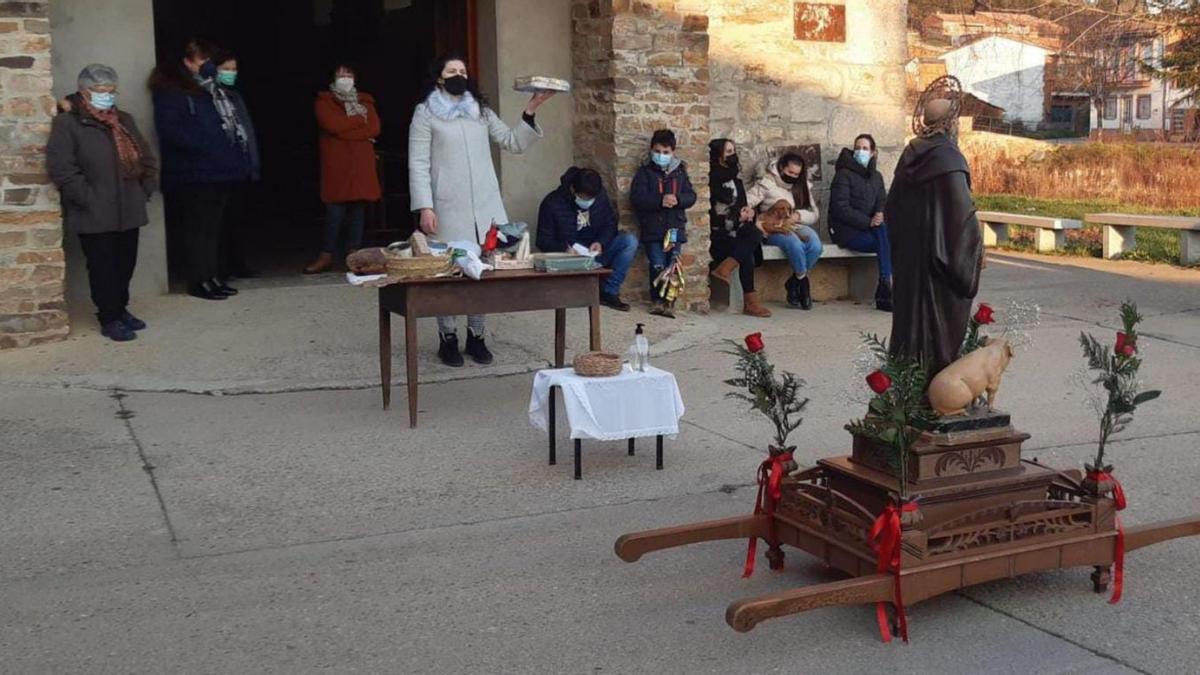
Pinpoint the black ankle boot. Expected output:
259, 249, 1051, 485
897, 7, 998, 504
875, 277, 893, 312
188, 281, 228, 301
464, 330, 494, 365
797, 275, 813, 310
784, 275, 802, 308
438, 333, 464, 367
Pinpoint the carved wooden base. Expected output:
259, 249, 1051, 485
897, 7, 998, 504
614, 426, 1200, 635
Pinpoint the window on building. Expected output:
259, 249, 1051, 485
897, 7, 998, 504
1137, 95, 1152, 120
1104, 97, 1118, 120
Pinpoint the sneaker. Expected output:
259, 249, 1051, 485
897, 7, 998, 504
600, 292, 631, 312
119, 311, 146, 331
100, 319, 137, 342
438, 333, 464, 367
464, 331, 494, 365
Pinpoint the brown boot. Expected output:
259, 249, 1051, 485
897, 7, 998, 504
304, 252, 333, 275
710, 257, 739, 284
743, 292, 772, 318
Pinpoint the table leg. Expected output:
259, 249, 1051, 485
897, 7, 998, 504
379, 304, 391, 411
628, 438, 635, 456
548, 386, 557, 465
656, 435, 664, 470
554, 308, 567, 368
574, 438, 582, 480
405, 315, 418, 428
588, 302, 601, 351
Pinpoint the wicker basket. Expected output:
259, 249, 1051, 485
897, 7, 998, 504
573, 351, 623, 377
383, 252, 454, 280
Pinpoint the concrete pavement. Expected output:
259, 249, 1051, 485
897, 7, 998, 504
1, 253, 1198, 673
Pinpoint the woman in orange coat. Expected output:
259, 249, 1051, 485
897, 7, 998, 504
305, 64, 382, 273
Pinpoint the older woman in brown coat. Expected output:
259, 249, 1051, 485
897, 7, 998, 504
304, 64, 382, 274
47, 64, 158, 342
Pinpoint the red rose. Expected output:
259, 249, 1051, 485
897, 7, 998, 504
866, 370, 892, 394
974, 303, 995, 325
1115, 331, 1135, 355
744, 332, 764, 353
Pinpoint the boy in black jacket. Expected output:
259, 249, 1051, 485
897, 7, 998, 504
630, 129, 696, 317
537, 167, 637, 311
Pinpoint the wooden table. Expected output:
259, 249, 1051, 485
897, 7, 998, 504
378, 268, 609, 427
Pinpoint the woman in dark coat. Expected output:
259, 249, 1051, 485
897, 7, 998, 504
829, 133, 892, 311
212, 50, 261, 281
707, 138, 770, 317
47, 64, 158, 342
151, 38, 254, 300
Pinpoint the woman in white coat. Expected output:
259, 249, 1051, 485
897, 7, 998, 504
408, 54, 555, 368
743, 152, 824, 310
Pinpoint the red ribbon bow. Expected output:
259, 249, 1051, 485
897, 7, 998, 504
1088, 470, 1127, 604
742, 451, 793, 578
869, 500, 920, 643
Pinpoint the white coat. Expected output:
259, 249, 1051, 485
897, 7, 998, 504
408, 91, 542, 244
745, 160, 819, 228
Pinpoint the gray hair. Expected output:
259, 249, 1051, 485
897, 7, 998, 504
77, 63, 119, 90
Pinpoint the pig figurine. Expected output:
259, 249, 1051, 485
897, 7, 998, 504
927, 337, 1014, 417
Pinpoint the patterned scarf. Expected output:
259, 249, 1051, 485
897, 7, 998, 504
199, 76, 249, 150
85, 102, 143, 179
330, 84, 368, 117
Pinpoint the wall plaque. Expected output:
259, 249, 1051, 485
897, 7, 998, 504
794, 2, 846, 43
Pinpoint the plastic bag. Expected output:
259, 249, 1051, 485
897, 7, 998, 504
450, 247, 494, 280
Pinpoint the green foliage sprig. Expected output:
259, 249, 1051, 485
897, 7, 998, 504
845, 333, 937, 499
724, 339, 808, 450
1079, 301, 1161, 471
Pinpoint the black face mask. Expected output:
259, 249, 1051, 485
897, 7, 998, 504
442, 75, 469, 96
780, 173, 799, 184
723, 154, 739, 169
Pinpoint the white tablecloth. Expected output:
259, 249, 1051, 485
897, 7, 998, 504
528, 365, 686, 441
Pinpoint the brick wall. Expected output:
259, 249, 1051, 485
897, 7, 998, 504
0, 0, 65, 349
572, 0, 712, 313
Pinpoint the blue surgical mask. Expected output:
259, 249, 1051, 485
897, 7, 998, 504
217, 70, 238, 87
854, 149, 872, 168
90, 91, 116, 111
652, 152, 672, 168
575, 196, 595, 210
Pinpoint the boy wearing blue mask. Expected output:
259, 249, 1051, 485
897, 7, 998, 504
536, 167, 638, 311
630, 129, 696, 318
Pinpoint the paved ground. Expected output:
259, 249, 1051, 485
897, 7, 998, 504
2, 252, 1198, 674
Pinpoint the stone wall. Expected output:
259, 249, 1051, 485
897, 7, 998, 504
572, 0, 712, 313
0, 0, 65, 349
708, 0, 909, 242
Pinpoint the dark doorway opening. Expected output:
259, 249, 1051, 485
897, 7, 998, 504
150, 0, 476, 281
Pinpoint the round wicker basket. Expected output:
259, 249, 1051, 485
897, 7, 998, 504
383, 252, 454, 280
573, 351, 623, 377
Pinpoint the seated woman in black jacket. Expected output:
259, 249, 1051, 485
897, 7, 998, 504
707, 139, 769, 317
829, 133, 892, 312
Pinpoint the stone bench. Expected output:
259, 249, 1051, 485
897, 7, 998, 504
718, 244, 878, 312
977, 211, 1083, 253
1084, 213, 1200, 266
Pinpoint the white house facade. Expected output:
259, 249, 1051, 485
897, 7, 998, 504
941, 35, 1050, 126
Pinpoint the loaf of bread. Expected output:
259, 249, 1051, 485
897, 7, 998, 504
346, 248, 388, 275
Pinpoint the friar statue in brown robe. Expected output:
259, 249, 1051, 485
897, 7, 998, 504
884, 76, 983, 377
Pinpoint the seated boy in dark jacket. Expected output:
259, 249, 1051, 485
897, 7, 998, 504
537, 167, 637, 311
630, 129, 696, 317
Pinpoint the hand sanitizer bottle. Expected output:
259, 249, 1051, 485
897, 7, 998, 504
633, 323, 649, 372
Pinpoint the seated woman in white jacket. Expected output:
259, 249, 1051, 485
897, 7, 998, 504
743, 152, 824, 309
408, 54, 556, 367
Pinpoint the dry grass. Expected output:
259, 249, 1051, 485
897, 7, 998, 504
963, 136, 1200, 210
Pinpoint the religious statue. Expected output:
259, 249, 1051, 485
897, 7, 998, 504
884, 76, 983, 378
